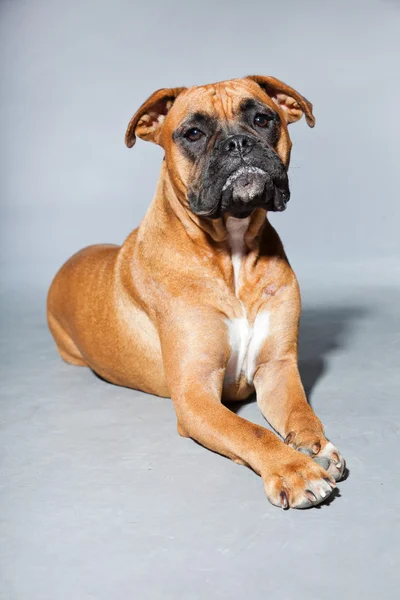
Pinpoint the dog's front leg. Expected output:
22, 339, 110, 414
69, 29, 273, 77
254, 359, 346, 483
160, 315, 336, 509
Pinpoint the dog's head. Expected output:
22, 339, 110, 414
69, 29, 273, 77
125, 76, 315, 219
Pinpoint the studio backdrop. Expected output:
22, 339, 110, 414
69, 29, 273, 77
1, 0, 399, 289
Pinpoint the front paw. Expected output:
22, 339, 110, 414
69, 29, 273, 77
263, 447, 336, 509
285, 431, 346, 482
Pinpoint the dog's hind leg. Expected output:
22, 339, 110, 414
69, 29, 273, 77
47, 313, 87, 367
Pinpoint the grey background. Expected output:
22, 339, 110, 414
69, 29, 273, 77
1, 1, 400, 599
1, 0, 400, 284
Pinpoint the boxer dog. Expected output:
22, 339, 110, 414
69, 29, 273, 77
47, 75, 346, 509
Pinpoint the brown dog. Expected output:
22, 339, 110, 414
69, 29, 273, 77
47, 75, 346, 509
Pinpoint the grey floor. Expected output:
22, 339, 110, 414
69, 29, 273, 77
1, 264, 400, 600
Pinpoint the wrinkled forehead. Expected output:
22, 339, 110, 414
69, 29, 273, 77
168, 78, 277, 124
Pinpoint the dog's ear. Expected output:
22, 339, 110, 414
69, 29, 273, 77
125, 87, 187, 148
245, 75, 315, 127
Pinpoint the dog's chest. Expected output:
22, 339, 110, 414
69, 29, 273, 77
224, 217, 270, 385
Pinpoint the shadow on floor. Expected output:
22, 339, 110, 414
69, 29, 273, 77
227, 304, 367, 414
298, 305, 366, 405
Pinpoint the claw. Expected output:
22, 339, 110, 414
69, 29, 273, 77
331, 452, 340, 465
332, 454, 344, 472
305, 490, 317, 503
325, 477, 336, 488
284, 432, 296, 446
312, 442, 321, 454
280, 491, 289, 509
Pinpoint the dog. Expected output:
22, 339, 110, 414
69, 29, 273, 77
47, 75, 346, 509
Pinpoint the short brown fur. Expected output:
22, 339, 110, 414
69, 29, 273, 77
48, 76, 345, 509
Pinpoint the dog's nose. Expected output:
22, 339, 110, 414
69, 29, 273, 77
221, 135, 254, 156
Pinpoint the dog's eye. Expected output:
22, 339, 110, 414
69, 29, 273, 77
184, 128, 204, 142
254, 113, 272, 128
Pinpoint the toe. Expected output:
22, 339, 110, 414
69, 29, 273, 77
294, 474, 334, 508
264, 457, 336, 510
286, 433, 346, 483
316, 442, 346, 481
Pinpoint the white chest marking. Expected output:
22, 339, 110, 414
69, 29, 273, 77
225, 312, 270, 385
224, 217, 270, 385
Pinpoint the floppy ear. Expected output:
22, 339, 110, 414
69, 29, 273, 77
246, 75, 315, 127
125, 86, 187, 148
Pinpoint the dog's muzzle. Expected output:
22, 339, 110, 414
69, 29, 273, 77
188, 133, 290, 219
219, 135, 290, 216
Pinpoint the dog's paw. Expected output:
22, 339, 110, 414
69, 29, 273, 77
263, 449, 336, 509
285, 431, 346, 482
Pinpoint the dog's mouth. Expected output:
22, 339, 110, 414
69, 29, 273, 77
222, 165, 267, 192
188, 159, 290, 220
220, 164, 290, 216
